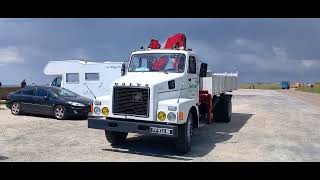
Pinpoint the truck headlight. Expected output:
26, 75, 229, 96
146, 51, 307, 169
167, 112, 176, 121
157, 111, 166, 121
102, 107, 109, 116
94, 107, 101, 114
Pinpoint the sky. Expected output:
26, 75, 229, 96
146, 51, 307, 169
0, 18, 320, 85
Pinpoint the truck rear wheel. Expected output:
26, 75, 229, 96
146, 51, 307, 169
213, 94, 232, 123
175, 111, 193, 154
105, 131, 128, 146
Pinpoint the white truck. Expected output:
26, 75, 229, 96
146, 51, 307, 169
88, 33, 239, 154
44, 60, 125, 100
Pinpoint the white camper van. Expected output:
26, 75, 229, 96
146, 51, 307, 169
44, 60, 124, 100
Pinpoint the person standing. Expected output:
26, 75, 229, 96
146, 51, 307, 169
21, 79, 27, 88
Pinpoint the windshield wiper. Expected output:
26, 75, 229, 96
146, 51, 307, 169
164, 69, 183, 73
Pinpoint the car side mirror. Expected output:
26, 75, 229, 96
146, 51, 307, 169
199, 63, 208, 77
43, 96, 49, 100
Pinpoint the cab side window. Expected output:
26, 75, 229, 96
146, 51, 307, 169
188, 56, 196, 74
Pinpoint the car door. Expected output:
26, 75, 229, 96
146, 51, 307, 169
33, 87, 53, 115
20, 87, 36, 113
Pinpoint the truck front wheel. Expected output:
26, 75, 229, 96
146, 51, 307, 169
175, 111, 193, 154
105, 131, 128, 146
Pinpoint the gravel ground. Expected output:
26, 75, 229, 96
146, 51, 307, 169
0, 89, 320, 161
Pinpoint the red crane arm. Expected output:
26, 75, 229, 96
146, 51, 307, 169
164, 33, 187, 49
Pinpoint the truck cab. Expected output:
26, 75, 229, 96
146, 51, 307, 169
88, 33, 238, 154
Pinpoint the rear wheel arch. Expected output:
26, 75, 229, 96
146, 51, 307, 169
9, 100, 17, 109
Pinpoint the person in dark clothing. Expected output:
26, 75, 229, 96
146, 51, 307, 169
0, 81, 2, 87
21, 79, 27, 88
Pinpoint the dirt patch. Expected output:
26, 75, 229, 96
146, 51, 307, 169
278, 89, 320, 108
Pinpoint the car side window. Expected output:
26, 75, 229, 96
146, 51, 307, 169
36, 88, 48, 97
188, 56, 196, 74
15, 90, 22, 94
22, 88, 35, 96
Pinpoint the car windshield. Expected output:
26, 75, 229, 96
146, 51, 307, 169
48, 87, 78, 97
128, 53, 186, 73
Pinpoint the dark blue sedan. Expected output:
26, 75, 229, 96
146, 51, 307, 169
5, 86, 92, 120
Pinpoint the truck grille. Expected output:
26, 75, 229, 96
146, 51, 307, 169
113, 86, 150, 117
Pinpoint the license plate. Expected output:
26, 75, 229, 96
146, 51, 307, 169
150, 127, 173, 135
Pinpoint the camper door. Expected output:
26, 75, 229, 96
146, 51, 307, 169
65, 73, 83, 96
83, 72, 101, 99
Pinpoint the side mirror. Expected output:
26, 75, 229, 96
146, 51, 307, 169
121, 62, 127, 76
199, 63, 208, 77
43, 96, 49, 100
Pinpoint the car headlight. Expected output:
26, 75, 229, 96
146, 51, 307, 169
102, 107, 109, 116
68, 101, 85, 107
94, 107, 101, 114
157, 111, 166, 121
167, 112, 176, 121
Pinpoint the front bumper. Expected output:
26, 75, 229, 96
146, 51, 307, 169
66, 106, 90, 116
88, 117, 179, 138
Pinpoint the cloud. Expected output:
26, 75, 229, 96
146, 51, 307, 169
65, 48, 90, 60
0, 47, 24, 64
301, 60, 320, 68
188, 37, 320, 81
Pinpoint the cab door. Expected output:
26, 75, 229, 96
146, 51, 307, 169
186, 55, 199, 102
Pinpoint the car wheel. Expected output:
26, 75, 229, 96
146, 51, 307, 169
54, 105, 66, 120
11, 102, 21, 115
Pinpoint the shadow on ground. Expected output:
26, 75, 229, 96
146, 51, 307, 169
19, 113, 87, 121
0, 155, 9, 160
102, 113, 253, 161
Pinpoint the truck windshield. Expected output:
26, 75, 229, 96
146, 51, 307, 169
128, 53, 186, 73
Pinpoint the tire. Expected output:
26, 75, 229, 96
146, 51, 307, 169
213, 94, 232, 123
54, 105, 66, 120
105, 131, 128, 146
11, 102, 21, 115
175, 111, 193, 154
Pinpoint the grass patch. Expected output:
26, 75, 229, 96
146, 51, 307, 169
240, 83, 281, 90
296, 85, 320, 94
0, 87, 20, 100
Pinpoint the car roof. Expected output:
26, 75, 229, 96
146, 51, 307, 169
21, 86, 60, 90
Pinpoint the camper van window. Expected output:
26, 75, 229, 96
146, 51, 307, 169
66, 73, 79, 83
85, 73, 99, 81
